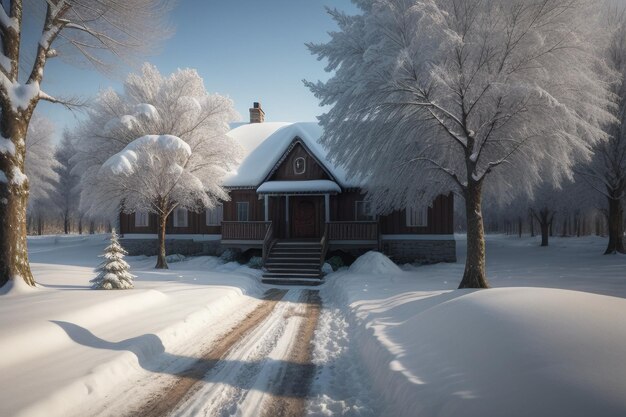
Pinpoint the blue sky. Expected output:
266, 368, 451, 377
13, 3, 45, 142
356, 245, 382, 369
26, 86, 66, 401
36, 1, 357, 139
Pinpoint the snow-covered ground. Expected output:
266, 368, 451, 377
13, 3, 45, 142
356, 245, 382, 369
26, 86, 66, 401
0, 234, 267, 417
320, 234, 626, 417
0, 234, 625, 417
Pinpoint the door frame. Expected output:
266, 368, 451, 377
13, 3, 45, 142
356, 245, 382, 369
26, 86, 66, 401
289, 196, 322, 239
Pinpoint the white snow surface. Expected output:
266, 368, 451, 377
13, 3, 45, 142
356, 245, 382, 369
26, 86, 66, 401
1, 234, 626, 417
348, 251, 403, 275
257, 179, 341, 194
0, 234, 266, 417
101, 134, 190, 176
323, 235, 626, 417
224, 122, 358, 188
0, 137, 15, 155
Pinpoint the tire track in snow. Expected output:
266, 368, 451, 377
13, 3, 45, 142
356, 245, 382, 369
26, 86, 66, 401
132, 287, 287, 417
168, 289, 321, 417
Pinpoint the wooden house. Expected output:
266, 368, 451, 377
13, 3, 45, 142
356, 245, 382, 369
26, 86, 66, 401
120, 103, 456, 284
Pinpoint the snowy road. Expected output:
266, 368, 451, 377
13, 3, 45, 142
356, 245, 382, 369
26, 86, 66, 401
128, 288, 321, 417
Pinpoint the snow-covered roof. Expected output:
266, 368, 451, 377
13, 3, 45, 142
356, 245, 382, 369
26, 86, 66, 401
223, 122, 357, 188
257, 180, 341, 194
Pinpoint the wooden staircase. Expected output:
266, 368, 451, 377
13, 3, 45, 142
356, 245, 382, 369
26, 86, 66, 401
262, 240, 324, 286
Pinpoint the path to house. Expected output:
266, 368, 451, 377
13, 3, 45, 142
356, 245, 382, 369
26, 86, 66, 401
130, 288, 321, 417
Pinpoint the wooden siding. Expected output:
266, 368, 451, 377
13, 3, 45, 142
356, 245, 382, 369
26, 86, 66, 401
120, 192, 454, 237
379, 193, 454, 234
223, 190, 265, 222
119, 210, 221, 235
269, 142, 332, 182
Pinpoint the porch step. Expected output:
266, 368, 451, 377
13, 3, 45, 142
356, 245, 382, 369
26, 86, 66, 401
263, 239, 325, 284
261, 277, 324, 286
265, 262, 320, 267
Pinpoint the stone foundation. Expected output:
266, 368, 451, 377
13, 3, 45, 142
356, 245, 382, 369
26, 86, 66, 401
120, 238, 222, 257
382, 239, 456, 264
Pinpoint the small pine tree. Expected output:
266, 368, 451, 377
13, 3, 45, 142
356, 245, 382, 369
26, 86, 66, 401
91, 230, 135, 289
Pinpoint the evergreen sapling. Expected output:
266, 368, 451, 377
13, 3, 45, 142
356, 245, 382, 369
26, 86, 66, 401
91, 230, 135, 289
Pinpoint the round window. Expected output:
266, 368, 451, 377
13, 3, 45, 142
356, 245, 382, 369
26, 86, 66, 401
294, 157, 306, 174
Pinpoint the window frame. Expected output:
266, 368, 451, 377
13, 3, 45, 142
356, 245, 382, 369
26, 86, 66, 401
293, 156, 306, 175
406, 205, 428, 227
236, 202, 249, 222
205, 203, 223, 226
173, 207, 188, 228
354, 200, 375, 222
134, 211, 149, 227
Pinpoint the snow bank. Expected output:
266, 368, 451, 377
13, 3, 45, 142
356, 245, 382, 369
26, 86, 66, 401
0, 235, 268, 417
349, 251, 402, 275
325, 269, 626, 417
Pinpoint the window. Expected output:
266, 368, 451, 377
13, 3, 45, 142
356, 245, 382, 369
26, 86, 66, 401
294, 156, 306, 175
206, 204, 223, 226
236, 202, 249, 221
135, 211, 149, 227
355, 201, 375, 221
406, 205, 428, 227
173, 208, 188, 227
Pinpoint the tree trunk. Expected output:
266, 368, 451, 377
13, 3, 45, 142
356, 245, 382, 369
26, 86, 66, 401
459, 182, 489, 289
540, 221, 549, 246
529, 214, 535, 237
518, 217, 522, 238
605, 196, 625, 254
89, 221, 95, 234
0, 114, 35, 288
37, 215, 43, 236
63, 208, 70, 234
155, 212, 169, 269
78, 217, 83, 235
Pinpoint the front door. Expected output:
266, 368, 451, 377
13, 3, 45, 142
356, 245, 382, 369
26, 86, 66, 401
291, 197, 319, 238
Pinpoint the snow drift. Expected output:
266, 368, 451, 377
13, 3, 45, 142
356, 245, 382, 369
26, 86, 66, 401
349, 251, 402, 275
326, 268, 626, 417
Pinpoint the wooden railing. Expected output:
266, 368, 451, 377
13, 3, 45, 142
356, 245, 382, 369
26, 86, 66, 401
328, 221, 378, 241
221, 221, 271, 241
320, 223, 329, 265
262, 222, 276, 264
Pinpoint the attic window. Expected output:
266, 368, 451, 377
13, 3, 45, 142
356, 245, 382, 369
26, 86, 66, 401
294, 157, 306, 175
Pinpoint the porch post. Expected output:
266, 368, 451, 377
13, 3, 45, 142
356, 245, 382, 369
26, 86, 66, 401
285, 195, 290, 238
325, 193, 330, 223
264, 195, 269, 222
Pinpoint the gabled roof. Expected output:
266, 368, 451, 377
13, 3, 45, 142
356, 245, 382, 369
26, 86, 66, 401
223, 122, 359, 188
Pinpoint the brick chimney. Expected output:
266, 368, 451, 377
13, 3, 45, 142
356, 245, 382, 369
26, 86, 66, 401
249, 101, 265, 123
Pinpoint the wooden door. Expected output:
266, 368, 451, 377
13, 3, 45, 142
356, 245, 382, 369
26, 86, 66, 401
292, 198, 319, 238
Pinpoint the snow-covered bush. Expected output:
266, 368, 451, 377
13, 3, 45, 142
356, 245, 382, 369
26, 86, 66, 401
220, 249, 238, 263
349, 251, 402, 276
327, 256, 345, 272
91, 231, 135, 290
165, 254, 185, 263
247, 256, 264, 270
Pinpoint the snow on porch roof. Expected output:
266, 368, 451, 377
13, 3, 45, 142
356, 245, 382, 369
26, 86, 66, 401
256, 180, 341, 194
223, 122, 358, 188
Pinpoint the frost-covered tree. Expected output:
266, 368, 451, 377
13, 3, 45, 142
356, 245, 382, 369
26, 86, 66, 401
578, 7, 626, 254
91, 230, 134, 289
25, 115, 57, 205
24, 115, 58, 234
306, 0, 614, 288
51, 131, 80, 234
0, 0, 173, 289
75, 65, 239, 269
